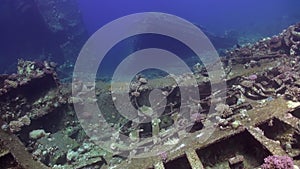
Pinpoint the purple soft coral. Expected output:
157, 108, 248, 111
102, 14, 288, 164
261, 155, 294, 169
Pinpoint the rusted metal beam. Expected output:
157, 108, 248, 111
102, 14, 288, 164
185, 149, 204, 169
153, 160, 165, 169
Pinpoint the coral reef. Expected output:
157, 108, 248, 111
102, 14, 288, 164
261, 155, 294, 169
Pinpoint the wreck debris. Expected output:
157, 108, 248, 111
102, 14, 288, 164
0, 60, 64, 133
0, 118, 50, 169
115, 23, 300, 168
2, 22, 300, 169
228, 155, 244, 169
225, 22, 300, 66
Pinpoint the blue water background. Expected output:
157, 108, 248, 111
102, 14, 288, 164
77, 0, 300, 37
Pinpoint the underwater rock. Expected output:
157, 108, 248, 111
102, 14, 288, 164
4, 79, 18, 88
138, 77, 148, 84
131, 91, 141, 97
215, 103, 233, 118
231, 120, 241, 129
8, 115, 31, 133
285, 87, 300, 101
9, 120, 24, 133
269, 36, 283, 51
19, 115, 31, 126
66, 150, 79, 162
29, 129, 49, 140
